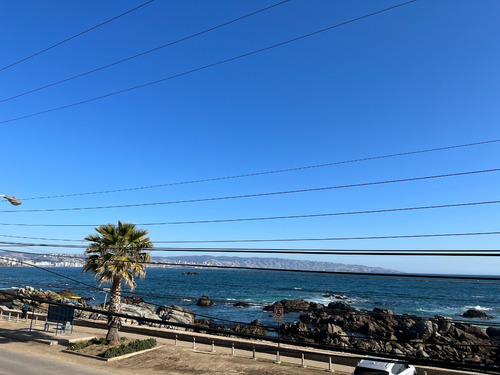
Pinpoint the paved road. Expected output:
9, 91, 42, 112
0, 347, 112, 375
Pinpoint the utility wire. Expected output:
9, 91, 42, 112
5, 137, 497, 202
2, 229, 500, 244
2, 250, 499, 281
0, 0, 155, 72
1, 199, 500, 227
3, 244, 500, 255
0, 168, 500, 213
0, 1, 290, 103
1, 167, 498, 213
0, 0, 418, 125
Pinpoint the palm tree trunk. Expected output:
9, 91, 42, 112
106, 276, 122, 344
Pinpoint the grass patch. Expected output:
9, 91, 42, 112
68, 337, 156, 358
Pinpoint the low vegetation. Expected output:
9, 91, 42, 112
68, 337, 157, 358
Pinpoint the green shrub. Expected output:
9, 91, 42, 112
99, 338, 157, 358
68, 337, 106, 351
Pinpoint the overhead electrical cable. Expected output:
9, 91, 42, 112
6, 138, 498, 202
2, 230, 500, 244
1, 250, 500, 281
0, 1, 290, 103
1, 199, 500, 227
0, 0, 155, 72
2, 244, 500, 255
0, 0, 418, 125
1, 167, 498, 213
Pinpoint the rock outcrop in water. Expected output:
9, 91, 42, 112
462, 309, 493, 319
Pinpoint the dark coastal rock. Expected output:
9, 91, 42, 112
233, 302, 251, 308
327, 301, 356, 312
401, 320, 434, 341
435, 315, 453, 334
234, 320, 268, 336
462, 309, 493, 319
486, 327, 500, 340
263, 299, 321, 313
373, 307, 395, 316
197, 295, 214, 307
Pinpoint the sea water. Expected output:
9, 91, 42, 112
1, 267, 499, 328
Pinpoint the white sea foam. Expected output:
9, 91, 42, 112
464, 305, 493, 311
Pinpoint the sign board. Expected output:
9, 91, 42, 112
47, 304, 75, 323
273, 305, 284, 323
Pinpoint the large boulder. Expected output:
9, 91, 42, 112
264, 299, 319, 313
401, 320, 434, 341
327, 301, 356, 312
197, 295, 214, 307
120, 303, 159, 326
435, 315, 453, 334
486, 327, 500, 340
233, 302, 251, 308
234, 320, 268, 336
157, 305, 195, 327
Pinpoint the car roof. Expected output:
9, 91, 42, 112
357, 357, 394, 371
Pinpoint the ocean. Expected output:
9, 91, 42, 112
1, 267, 499, 328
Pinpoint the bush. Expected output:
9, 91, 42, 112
68, 337, 106, 351
99, 338, 157, 358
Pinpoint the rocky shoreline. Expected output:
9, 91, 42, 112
1, 287, 498, 366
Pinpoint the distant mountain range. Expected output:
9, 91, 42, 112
154, 255, 399, 273
0, 251, 398, 273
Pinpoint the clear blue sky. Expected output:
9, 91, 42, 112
1, 0, 499, 274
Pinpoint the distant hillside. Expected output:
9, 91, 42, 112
0, 251, 398, 273
154, 255, 398, 273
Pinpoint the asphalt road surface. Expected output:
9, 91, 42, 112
0, 347, 112, 375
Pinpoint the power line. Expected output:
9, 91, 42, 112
0, 0, 418, 125
0, 0, 155, 72
140, 230, 500, 244
1, 199, 500, 227
3, 244, 500, 256
2, 229, 500, 244
0, 1, 290, 104
1, 250, 499, 281
2, 167, 499, 213
5, 138, 497, 202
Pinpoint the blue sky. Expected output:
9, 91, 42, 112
1, 0, 499, 274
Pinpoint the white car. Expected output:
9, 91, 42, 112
352, 357, 417, 375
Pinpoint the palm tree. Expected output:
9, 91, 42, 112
83, 220, 153, 343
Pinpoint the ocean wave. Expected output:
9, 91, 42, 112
464, 305, 493, 311
294, 287, 302, 290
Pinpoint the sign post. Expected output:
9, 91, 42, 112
273, 303, 284, 362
